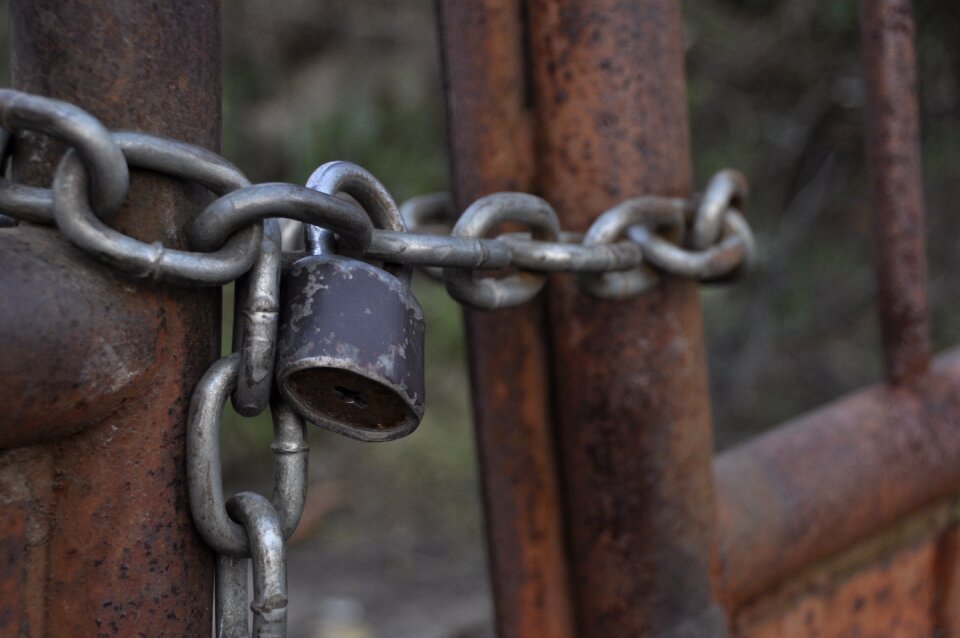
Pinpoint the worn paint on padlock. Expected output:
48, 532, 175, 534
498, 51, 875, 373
276, 253, 425, 442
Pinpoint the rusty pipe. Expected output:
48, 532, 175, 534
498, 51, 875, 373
0, 1, 221, 635
439, 2, 577, 637
715, 347, 960, 606
859, 0, 931, 384
527, 1, 726, 635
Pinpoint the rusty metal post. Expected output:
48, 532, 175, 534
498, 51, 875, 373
859, 0, 931, 384
438, 2, 576, 637
0, 1, 221, 634
527, 1, 726, 635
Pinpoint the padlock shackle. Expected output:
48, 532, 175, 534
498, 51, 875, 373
306, 161, 413, 285
304, 226, 336, 257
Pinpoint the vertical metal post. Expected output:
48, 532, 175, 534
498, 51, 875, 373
528, 1, 726, 635
439, 3, 576, 637
0, 1, 221, 634
859, 0, 931, 384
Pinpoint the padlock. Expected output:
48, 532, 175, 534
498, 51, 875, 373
275, 224, 425, 442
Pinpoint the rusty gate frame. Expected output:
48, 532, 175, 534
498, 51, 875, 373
0, 0, 955, 636
443, 0, 959, 636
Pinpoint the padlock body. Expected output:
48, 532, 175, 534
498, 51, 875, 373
276, 254, 425, 441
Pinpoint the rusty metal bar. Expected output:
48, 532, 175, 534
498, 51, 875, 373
715, 347, 960, 606
527, 1, 725, 635
438, 3, 576, 637
0, 1, 221, 634
859, 0, 931, 384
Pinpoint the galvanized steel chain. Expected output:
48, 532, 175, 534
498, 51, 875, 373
0, 88, 757, 636
0, 88, 755, 308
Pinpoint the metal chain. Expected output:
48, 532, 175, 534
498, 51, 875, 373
0, 88, 758, 635
333, 175, 752, 308
0, 88, 755, 306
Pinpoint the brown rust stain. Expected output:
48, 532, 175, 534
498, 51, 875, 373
735, 539, 937, 637
439, 2, 576, 637
731, 502, 960, 637
0, 449, 54, 636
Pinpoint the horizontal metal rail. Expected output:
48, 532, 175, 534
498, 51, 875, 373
715, 347, 960, 605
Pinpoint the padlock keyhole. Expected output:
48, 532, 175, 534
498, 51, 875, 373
334, 385, 369, 409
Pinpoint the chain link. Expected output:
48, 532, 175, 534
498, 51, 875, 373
225, 492, 289, 637
231, 218, 282, 416
0, 88, 758, 635
187, 354, 308, 555
54, 131, 264, 284
444, 192, 561, 309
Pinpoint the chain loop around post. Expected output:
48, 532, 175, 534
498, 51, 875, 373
629, 208, 755, 281
0, 88, 761, 638
52, 132, 263, 285
0, 89, 129, 222
576, 196, 688, 299
443, 192, 561, 309
187, 354, 308, 556
690, 168, 749, 250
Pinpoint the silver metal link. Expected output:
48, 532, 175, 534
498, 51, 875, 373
443, 192, 561, 310
0, 178, 53, 225
400, 191, 456, 231
367, 229, 513, 270
226, 492, 288, 638
231, 218, 282, 417
216, 555, 250, 638
0, 126, 53, 226
398, 191, 456, 281
690, 168, 748, 250
0, 89, 129, 222
306, 160, 412, 284
629, 208, 755, 281
577, 196, 688, 299
268, 399, 310, 538
502, 231, 643, 273
190, 182, 373, 259
187, 354, 308, 556
52, 131, 263, 285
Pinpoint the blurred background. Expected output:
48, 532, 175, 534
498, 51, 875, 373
5, 0, 960, 636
